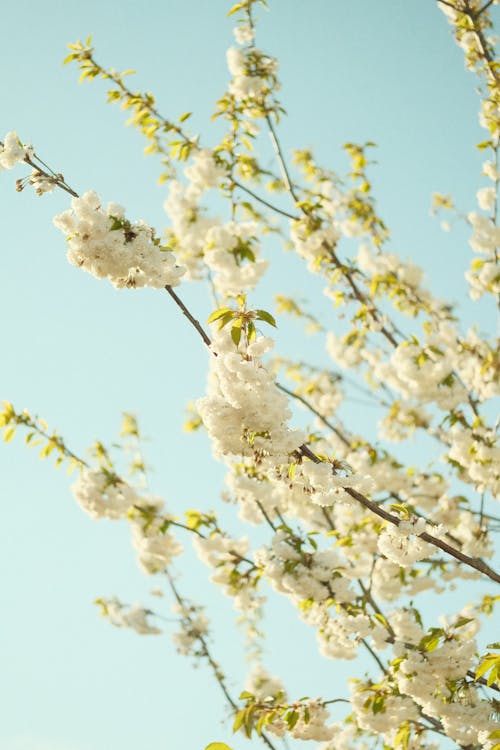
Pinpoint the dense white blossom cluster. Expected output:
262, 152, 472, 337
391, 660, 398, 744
299, 461, 374, 506
377, 519, 437, 567
290, 219, 341, 272
205, 222, 269, 297
192, 532, 264, 614
164, 162, 269, 297
233, 23, 254, 45
254, 530, 355, 605
387, 611, 496, 748
357, 243, 423, 289
163, 179, 215, 279
466, 209, 500, 299
445, 424, 500, 499
197, 328, 305, 464
0, 131, 31, 169
226, 46, 279, 106
130, 499, 183, 575
72, 468, 182, 574
245, 665, 337, 741
183, 148, 227, 191
72, 468, 138, 519
54, 191, 185, 288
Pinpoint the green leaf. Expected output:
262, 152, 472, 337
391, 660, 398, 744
63, 52, 79, 65
217, 312, 236, 330
185, 510, 202, 530
231, 325, 242, 347
205, 744, 233, 750
109, 217, 124, 231
227, 2, 245, 16
255, 309, 277, 327
476, 655, 500, 679
3, 426, 15, 442
179, 111, 192, 122
207, 307, 233, 324
285, 709, 300, 730
487, 664, 499, 686
372, 695, 385, 714
233, 710, 245, 733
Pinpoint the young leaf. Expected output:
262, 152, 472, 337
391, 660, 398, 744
207, 308, 233, 324
255, 309, 277, 327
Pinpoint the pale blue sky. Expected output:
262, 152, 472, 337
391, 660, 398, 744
1, 2, 498, 749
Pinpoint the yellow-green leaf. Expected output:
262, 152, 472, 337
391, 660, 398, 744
3, 426, 15, 442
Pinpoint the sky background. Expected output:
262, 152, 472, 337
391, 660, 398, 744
1, 2, 499, 749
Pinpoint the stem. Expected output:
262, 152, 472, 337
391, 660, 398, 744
361, 638, 388, 675
346, 487, 500, 584
276, 382, 350, 446
233, 180, 300, 220
164, 285, 213, 348
266, 115, 301, 203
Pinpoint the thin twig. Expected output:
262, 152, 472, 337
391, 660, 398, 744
164, 285, 213, 348
164, 569, 279, 750
233, 180, 300, 221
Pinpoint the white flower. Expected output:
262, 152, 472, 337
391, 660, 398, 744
184, 148, 226, 190
72, 468, 138, 519
0, 131, 30, 169
29, 170, 56, 195
227, 47, 246, 76
477, 186, 496, 211
54, 191, 185, 289
482, 160, 499, 181
234, 24, 254, 45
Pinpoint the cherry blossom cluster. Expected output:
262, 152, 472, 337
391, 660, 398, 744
95, 596, 162, 635
72, 468, 182, 574
163, 158, 269, 298
226, 45, 279, 112
192, 529, 264, 653
243, 665, 338, 742
197, 328, 306, 464
0, 131, 32, 169
54, 191, 185, 289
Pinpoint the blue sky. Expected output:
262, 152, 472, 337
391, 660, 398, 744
1, 2, 498, 749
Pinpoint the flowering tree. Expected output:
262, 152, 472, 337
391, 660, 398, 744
2, 1, 500, 749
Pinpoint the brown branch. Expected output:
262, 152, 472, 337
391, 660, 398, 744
164, 285, 213, 348
346, 487, 500, 584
